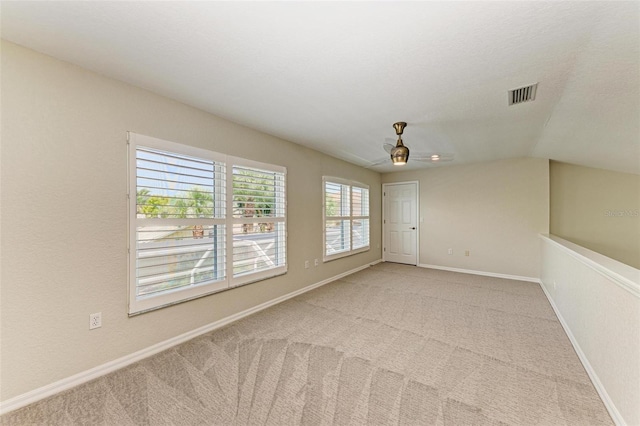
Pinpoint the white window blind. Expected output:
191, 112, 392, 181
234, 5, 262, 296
323, 177, 370, 261
231, 162, 287, 286
128, 133, 287, 315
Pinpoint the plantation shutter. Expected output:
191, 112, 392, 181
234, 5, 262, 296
129, 134, 228, 314
230, 159, 287, 286
324, 181, 351, 254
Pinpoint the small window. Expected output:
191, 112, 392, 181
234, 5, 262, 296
128, 133, 286, 315
323, 177, 370, 261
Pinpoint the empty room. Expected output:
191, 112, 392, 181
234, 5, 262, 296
1, 2, 639, 425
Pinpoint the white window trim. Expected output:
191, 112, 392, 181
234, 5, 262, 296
323, 176, 370, 262
128, 132, 287, 315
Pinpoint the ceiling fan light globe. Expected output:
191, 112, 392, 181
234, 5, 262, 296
390, 145, 410, 165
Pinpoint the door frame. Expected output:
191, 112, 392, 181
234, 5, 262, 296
382, 181, 420, 265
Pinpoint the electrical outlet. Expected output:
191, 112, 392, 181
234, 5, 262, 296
89, 312, 102, 330
304, 260, 309, 269
314, 259, 319, 267
448, 248, 453, 255
465, 250, 470, 256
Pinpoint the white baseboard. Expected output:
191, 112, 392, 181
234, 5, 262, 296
418, 263, 540, 283
0, 259, 382, 415
539, 280, 625, 426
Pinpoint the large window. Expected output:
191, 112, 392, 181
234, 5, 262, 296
323, 177, 370, 261
128, 133, 286, 315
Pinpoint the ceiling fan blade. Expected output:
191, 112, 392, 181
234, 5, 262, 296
383, 143, 394, 154
413, 154, 455, 163
368, 157, 390, 167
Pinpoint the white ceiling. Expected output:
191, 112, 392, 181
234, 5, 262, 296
2, 1, 639, 174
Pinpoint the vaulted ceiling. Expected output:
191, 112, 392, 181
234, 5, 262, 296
2, 1, 638, 174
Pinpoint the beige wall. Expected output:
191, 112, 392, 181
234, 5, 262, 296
382, 158, 549, 278
0, 41, 381, 400
550, 161, 640, 269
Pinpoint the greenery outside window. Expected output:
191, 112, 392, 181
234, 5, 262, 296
323, 177, 370, 261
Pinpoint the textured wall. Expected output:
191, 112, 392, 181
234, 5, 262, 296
550, 161, 640, 269
0, 41, 381, 400
382, 158, 549, 279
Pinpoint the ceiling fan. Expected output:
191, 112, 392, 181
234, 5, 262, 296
369, 122, 454, 167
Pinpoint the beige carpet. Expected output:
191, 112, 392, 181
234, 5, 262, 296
2, 263, 612, 425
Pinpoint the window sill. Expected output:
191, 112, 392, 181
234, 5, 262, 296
323, 246, 370, 263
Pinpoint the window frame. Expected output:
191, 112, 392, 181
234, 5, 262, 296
323, 176, 370, 262
128, 132, 287, 315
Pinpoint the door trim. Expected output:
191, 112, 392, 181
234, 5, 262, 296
382, 181, 419, 265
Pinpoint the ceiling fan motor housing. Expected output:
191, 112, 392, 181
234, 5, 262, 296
393, 122, 407, 135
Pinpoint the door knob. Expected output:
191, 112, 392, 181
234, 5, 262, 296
410, 227, 416, 230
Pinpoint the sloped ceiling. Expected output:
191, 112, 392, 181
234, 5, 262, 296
1, 1, 638, 174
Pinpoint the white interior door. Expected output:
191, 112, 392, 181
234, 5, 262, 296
383, 182, 418, 265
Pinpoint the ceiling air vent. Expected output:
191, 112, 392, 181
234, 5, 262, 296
509, 83, 538, 105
